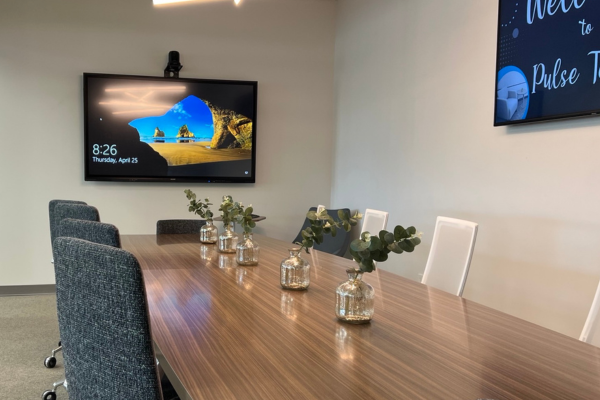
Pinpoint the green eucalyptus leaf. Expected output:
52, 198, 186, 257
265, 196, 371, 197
388, 242, 404, 254
394, 225, 409, 240
314, 232, 324, 244
398, 240, 415, 252
369, 236, 382, 251
359, 249, 371, 258
373, 252, 388, 262
378, 230, 388, 242
384, 232, 395, 245
307, 211, 318, 221
350, 239, 369, 252
407, 226, 416, 235
360, 260, 374, 273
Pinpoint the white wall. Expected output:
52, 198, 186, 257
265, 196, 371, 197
0, 0, 336, 286
333, 0, 600, 338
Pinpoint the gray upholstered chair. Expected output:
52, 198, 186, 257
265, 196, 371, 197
45, 202, 100, 370
292, 207, 353, 257
49, 200, 87, 249
156, 219, 206, 234
59, 219, 121, 248
43, 220, 123, 400
45, 200, 87, 369
51, 237, 162, 400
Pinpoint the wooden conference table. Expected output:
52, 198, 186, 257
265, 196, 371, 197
122, 234, 600, 400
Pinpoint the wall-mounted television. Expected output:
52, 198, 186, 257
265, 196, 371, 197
494, 1, 600, 126
84, 73, 257, 182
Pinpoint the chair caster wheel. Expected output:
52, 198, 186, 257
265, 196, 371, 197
44, 356, 57, 368
58, 341, 61, 346
42, 390, 57, 400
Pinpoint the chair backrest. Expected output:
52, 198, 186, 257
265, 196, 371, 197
421, 216, 478, 297
156, 219, 206, 235
53, 237, 162, 400
292, 207, 352, 257
49, 200, 87, 246
580, 281, 600, 346
360, 209, 389, 235
59, 218, 121, 248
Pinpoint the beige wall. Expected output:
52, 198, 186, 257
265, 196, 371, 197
0, 0, 336, 285
332, 0, 600, 338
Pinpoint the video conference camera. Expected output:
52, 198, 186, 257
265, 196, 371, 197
164, 51, 183, 78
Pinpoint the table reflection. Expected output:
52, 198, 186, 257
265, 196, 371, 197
280, 292, 297, 320
218, 254, 236, 270
199, 244, 217, 261
336, 325, 354, 360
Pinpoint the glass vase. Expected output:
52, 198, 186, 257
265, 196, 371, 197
236, 233, 259, 266
335, 269, 375, 324
280, 248, 310, 290
218, 223, 238, 253
200, 219, 218, 244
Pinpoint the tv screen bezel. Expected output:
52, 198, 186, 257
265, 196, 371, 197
493, 1, 600, 127
83, 73, 258, 183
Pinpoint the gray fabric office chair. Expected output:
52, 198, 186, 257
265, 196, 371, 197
45, 202, 100, 370
44, 219, 121, 399
59, 219, 121, 248
45, 200, 88, 369
292, 207, 352, 257
52, 237, 162, 400
49, 200, 87, 247
156, 219, 206, 234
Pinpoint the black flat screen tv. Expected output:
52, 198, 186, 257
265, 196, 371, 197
84, 73, 257, 182
494, 0, 600, 126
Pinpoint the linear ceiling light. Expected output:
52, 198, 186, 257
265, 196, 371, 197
153, 0, 241, 5
153, 0, 195, 5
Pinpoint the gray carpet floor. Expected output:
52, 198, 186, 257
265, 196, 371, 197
0, 295, 69, 400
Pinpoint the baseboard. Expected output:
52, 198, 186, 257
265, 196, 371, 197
0, 284, 56, 296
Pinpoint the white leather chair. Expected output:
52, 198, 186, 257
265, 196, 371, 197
360, 209, 389, 235
421, 216, 478, 297
580, 281, 600, 346
360, 209, 389, 268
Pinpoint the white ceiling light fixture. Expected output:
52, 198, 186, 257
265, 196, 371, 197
153, 0, 195, 5
153, 0, 242, 5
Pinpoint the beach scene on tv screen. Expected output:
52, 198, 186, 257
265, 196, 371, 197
128, 94, 252, 167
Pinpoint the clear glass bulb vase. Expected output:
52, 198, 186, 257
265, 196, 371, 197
218, 223, 238, 253
200, 219, 218, 244
236, 233, 260, 266
335, 269, 375, 324
280, 248, 310, 290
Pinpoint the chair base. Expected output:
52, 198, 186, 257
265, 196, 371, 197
44, 342, 62, 368
42, 379, 67, 400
